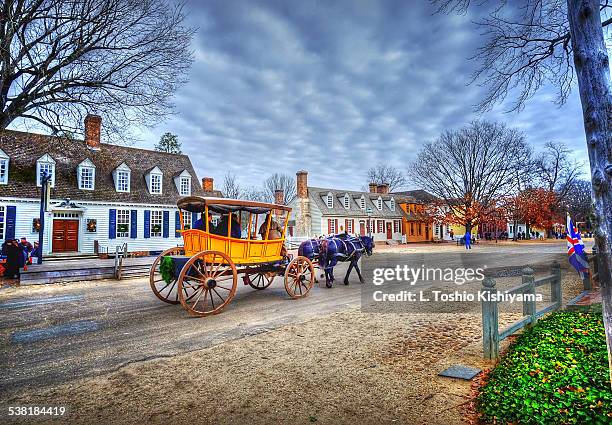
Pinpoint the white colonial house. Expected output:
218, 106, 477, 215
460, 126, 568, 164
0, 115, 220, 256
289, 171, 404, 242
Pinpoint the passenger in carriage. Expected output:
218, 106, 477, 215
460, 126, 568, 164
258, 213, 282, 240
214, 213, 242, 238
193, 213, 205, 231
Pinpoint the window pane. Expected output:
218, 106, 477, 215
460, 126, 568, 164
0, 206, 5, 239
117, 210, 130, 237
151, 211, 162, 237
0, 160, 7, 183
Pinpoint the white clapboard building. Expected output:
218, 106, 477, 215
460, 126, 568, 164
0, 115, 220, 256
289, 170, 404, 242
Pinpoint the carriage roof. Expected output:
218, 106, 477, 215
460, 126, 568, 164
177, 196, 292, 214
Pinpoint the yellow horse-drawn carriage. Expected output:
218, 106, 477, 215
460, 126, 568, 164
149, 196, 315, 316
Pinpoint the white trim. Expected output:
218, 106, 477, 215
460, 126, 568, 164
113, 162, 131, 193
77, 158, 96, 191
325, 192, 333, 208
174, 170, 192, 196
0, 157, 8, 185
342, 193, 350, 209
36, 154, 56, 187
146, 166, 163, 195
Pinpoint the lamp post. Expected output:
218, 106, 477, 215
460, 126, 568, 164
38, 172, 51, 264
366, 207, 373, 239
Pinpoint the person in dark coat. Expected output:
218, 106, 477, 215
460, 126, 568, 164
4, 239, 21, 278
30, 241, 40, 261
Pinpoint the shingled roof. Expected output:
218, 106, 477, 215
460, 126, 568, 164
0, 129, 221, 205
308, 186, 403, 218
391, 189, 438, 203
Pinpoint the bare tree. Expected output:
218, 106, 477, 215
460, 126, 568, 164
263, 173, 296, 205
0, 0, 194, 142
221, 172, 242, 199
534, 141, 583, 201
241, 186, 270, 203
409, 120, 528, 234
435, 0, 612, 384
564, 179, 594, 226
366, 164, 407, 191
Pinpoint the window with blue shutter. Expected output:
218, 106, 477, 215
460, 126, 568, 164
6, 205, 16, 240
163, 211, 169, 238
175, 211, 181, 237
144, 210, 151, 239
130, 210, 137, 239
108, 209, 116, 239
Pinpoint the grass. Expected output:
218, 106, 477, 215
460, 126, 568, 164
477, 306, 612, 424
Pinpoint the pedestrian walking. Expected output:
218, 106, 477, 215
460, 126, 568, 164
464, 229, 471, 250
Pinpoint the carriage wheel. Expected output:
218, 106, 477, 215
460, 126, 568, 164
284, 256, 315, 299
248, 272, 275, 290
149, 246, 185, 304
177, 250, 238, 317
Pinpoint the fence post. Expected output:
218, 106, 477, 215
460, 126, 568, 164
582, 250, 592, 290
482, 276, 499, 360
551, 261, 562, 307
522, 267, 536, 327
592, 246, 598, 286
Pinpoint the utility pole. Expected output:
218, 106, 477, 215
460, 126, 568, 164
38, 172, 51, 264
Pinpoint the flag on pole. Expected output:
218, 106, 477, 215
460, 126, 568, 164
566, 213, 589, 273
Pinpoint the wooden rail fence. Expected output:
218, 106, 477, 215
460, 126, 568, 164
482, 262, 562, 360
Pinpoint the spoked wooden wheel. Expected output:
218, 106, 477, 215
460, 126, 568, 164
149, 246, 185, 304
248, 272, 275, 290
177, 250, 238, 317
284, 256, 315, 299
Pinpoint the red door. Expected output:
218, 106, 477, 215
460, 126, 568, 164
52, 220, 79, 252
386, 222, 392, 240
360, 221, 366, 235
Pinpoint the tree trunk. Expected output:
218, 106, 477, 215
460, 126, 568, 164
566, 0, 612, 386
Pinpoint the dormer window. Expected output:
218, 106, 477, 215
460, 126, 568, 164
151, 174, 162, 194
113, 162, 131, 193
343, 194, 350, 209
174, 170, 192, 196
376, 197, 383, 210
36, 154, 56, 187
0, 148, 8, 185
359, 195, 366, 210
146, 166, 163, 195
326, 192, 333, 208
77, 159, 95, 190
389, 197, 395, 211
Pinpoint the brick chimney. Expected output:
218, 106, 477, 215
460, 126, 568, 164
368, 182, 377, 193
296, 170, 308, 199
84, 114, 102, 150
274, 189, 284, 216
377, 184, 389, 194
274, 189, 284, 205
202, 177, 214, 192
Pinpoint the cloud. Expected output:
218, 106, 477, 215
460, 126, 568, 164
135, 0, 592, 191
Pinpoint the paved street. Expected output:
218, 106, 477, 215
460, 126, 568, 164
0, 241, 571, 396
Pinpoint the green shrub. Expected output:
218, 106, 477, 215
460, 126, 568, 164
477, 308, 612, 424
159, 256, 175, 284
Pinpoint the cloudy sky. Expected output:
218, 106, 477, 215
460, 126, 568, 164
134, 0, 592, 192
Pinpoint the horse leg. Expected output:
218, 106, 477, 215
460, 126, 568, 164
344, 260, 354, 285
354, 255, 365, 283
325, 267, 333, 288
